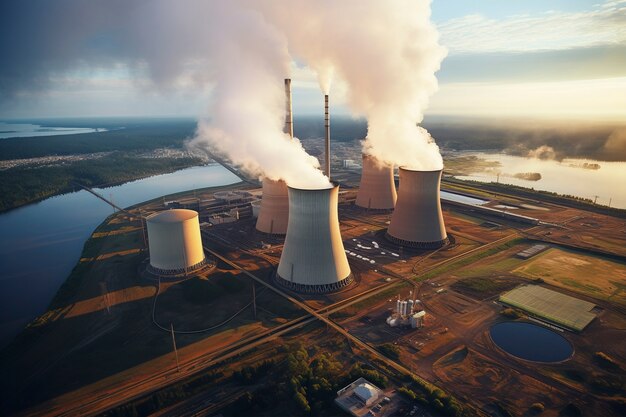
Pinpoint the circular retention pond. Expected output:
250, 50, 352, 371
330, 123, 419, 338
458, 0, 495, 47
490, 321, 573, 363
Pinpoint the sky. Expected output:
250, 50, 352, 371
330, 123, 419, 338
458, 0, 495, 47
0, 0, 625, 121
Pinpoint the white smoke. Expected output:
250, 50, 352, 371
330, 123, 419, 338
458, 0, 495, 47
249, 0, 447, 170
1, 0, 331, 189
187, 3, 330, 189
2, 0, 446, 178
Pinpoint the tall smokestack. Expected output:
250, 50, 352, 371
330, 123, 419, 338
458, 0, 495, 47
277, 184, 353, 293
355, 154, 397, 210
255, 78, 293, 235
324, 94, 330, 179
284, 78, 293, 138
386, 168, 448, 248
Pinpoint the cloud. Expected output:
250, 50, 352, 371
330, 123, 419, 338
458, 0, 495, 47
600, 128, 626, 159
437, 1, 626, 54
437, 44, 626, 83
527, 145, 557, 160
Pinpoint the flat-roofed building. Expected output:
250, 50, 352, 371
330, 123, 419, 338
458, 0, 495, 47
335, 378, 389, 417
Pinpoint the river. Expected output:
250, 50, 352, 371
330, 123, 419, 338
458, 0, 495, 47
455, 152, 626, 209
0, 164, 240, 348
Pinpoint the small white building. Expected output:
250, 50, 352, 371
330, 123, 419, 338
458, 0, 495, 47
335, 377, 386, 417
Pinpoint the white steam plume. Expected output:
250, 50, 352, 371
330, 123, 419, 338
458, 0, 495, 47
188, 3, 330, 189
0, 1, 331, 189
250, 0, 447, 170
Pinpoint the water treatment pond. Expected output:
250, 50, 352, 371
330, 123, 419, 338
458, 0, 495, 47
490, 321, 573, 363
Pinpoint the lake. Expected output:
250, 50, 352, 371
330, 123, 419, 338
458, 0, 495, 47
0, 122, 107, 139
0, 164, 240, 348
455, 152, 626, 209
490, 321, 573, 362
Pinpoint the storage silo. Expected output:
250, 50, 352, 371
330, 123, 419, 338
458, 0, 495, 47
355, 154, 397, 210
146, 209, 206, 275
256, 78, 293, 235
386, 168, 448, 248
276, 184, 353, 293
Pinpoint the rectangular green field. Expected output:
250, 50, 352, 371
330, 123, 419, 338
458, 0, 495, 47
500, 285, 596, 331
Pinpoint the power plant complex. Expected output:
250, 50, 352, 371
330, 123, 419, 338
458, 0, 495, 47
39, 70, 616, 417
144, 78, 448, 293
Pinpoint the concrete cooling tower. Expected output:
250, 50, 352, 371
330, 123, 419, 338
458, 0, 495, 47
386, 168, 449, 249
255, 179, 289, 234
355, 154, 397, 210
277, 185, 353, 293
256, 78, 293, 235
146, 209, 206, 275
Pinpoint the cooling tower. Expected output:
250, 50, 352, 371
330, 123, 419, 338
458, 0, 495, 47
256, 78, 293, 235
355, 154, 397, 209
255, 178, 289, 234
146, 209, 206, 275
277, 185, 353, 293
386, 168, 448, 248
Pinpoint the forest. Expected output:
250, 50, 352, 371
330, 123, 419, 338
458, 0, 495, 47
0, 152, 202, 212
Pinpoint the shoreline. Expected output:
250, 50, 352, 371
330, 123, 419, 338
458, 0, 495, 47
0, 158, 207, 214
1, 180, 249, 352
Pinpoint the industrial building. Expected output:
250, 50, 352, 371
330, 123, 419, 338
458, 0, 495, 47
277, 184, 353, 293
387, 296, 426, 328
213, 190, 253, 204
335, 377, 391, 417
256, 78, 294, 235
146, 209, 207, 276
355, 154, 397, 210
386, 168, 449, 248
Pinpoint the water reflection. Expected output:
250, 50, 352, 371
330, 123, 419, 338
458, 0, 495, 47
456, 153, 626, 209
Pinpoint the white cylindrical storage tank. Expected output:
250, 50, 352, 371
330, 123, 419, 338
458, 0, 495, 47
277, 185, 352, 293
386, 168, 448, 248
256, 178, 289, 235
408, 299, 414, 314
355, 154, 397, 210
396, 299, 402, 315
146, 209, 206, 275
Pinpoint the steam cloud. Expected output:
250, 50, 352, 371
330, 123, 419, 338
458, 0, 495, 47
250, 0, 447, 170
184, 4, 331, 189
0, 0, 331, 188
527, 145, 557, 160
1, 0, 446, 182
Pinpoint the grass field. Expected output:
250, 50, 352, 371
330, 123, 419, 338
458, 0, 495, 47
513, 248, 626, 307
